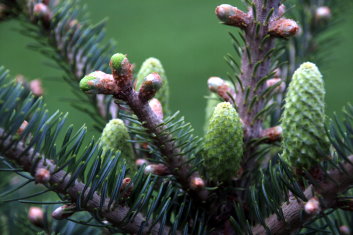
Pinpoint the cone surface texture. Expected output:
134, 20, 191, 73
281, 62, 329, 169
101, 119, 134, 166
203, 102, 243, 181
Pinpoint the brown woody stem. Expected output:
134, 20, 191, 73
252, 156, 353, 235
0, 128, 172, 235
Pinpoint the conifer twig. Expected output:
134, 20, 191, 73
0, 128, 173, 235
252, 156, 353, 235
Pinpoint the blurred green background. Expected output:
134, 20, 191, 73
0, 0, 352, 137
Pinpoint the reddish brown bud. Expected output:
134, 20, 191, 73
149, 98, 164, 119
109, 53, 133, 91
16, 120, 28, 136
80, 71, 118, 95
215, 4, 250, 29
315, 6, 331, 21
266, 78, 285, 93
304, 197, 320, 215
190, 176, 205, 190
122, 177, 131, 186
208, 77, 236, 103
269, 18, 299, 38
135, 158, 149, 167
262, 126, 282, 142
52, 204, 76, 220
30, 79, 44, 96
35, 168, 50, 184
144, 164, 170, 176
28, 207, 44, 228
138, 73, 162, 102
121, 177, 133, 192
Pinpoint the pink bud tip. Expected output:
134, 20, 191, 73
304, 197, 320, 215
149, 98, 164, 120
35, 168, 50, 184
136, 158, 149, 166
16, 120, 28, 135
30, 79, 44, 96
315, 6, 331, 21
28, 207, 44, 227
190, 177, 205, 190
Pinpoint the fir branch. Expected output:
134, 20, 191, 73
80, 57, 209, 201
0, 128, 173, 235
252, 155, 353, 235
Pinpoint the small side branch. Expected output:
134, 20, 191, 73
0, 128, 172, 235
252, 156, 353, 235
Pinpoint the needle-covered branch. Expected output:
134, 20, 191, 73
252, 156, 353, 235
80, 54, 209, 201
0, 128, 172, 235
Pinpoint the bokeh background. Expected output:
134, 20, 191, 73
1, 0, 353, 137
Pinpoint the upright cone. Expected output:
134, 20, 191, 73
101, 119, 134, 167
281, 62, 329, 170
203, 102, 243, 182
136, 58, 169, 114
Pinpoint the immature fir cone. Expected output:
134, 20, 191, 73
136, 58, 170, 113
203, 102, 243, 181
281, 62, 329, 170
101, 119, 134, 166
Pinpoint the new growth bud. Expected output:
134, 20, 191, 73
269, 18, 299, 38
190, 176, 205, 191
203, 102, 243, 182
304, 197, 320, 215
109, 53, 133, 89
315, 6, 331, 21
149, 98, 164, 120
80, 71, 117, 94
52, 204, 76, 220
30, 79, 44, 96
136, 57, 170, 113
33, 3, 51, 25
215, 4, 250, 29
208, 77, 236, 104
35, 168, 50, 184
138, 73, 162, 102
28, 207, 44, 228
144, 164, 170, 176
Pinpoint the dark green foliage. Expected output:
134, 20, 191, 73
0, 66, 206, 234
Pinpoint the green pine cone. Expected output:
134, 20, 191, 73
203, 102, 243, 182
136, 58, 170, 114
101, 119, 134, 167
281, 62, 329, 170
